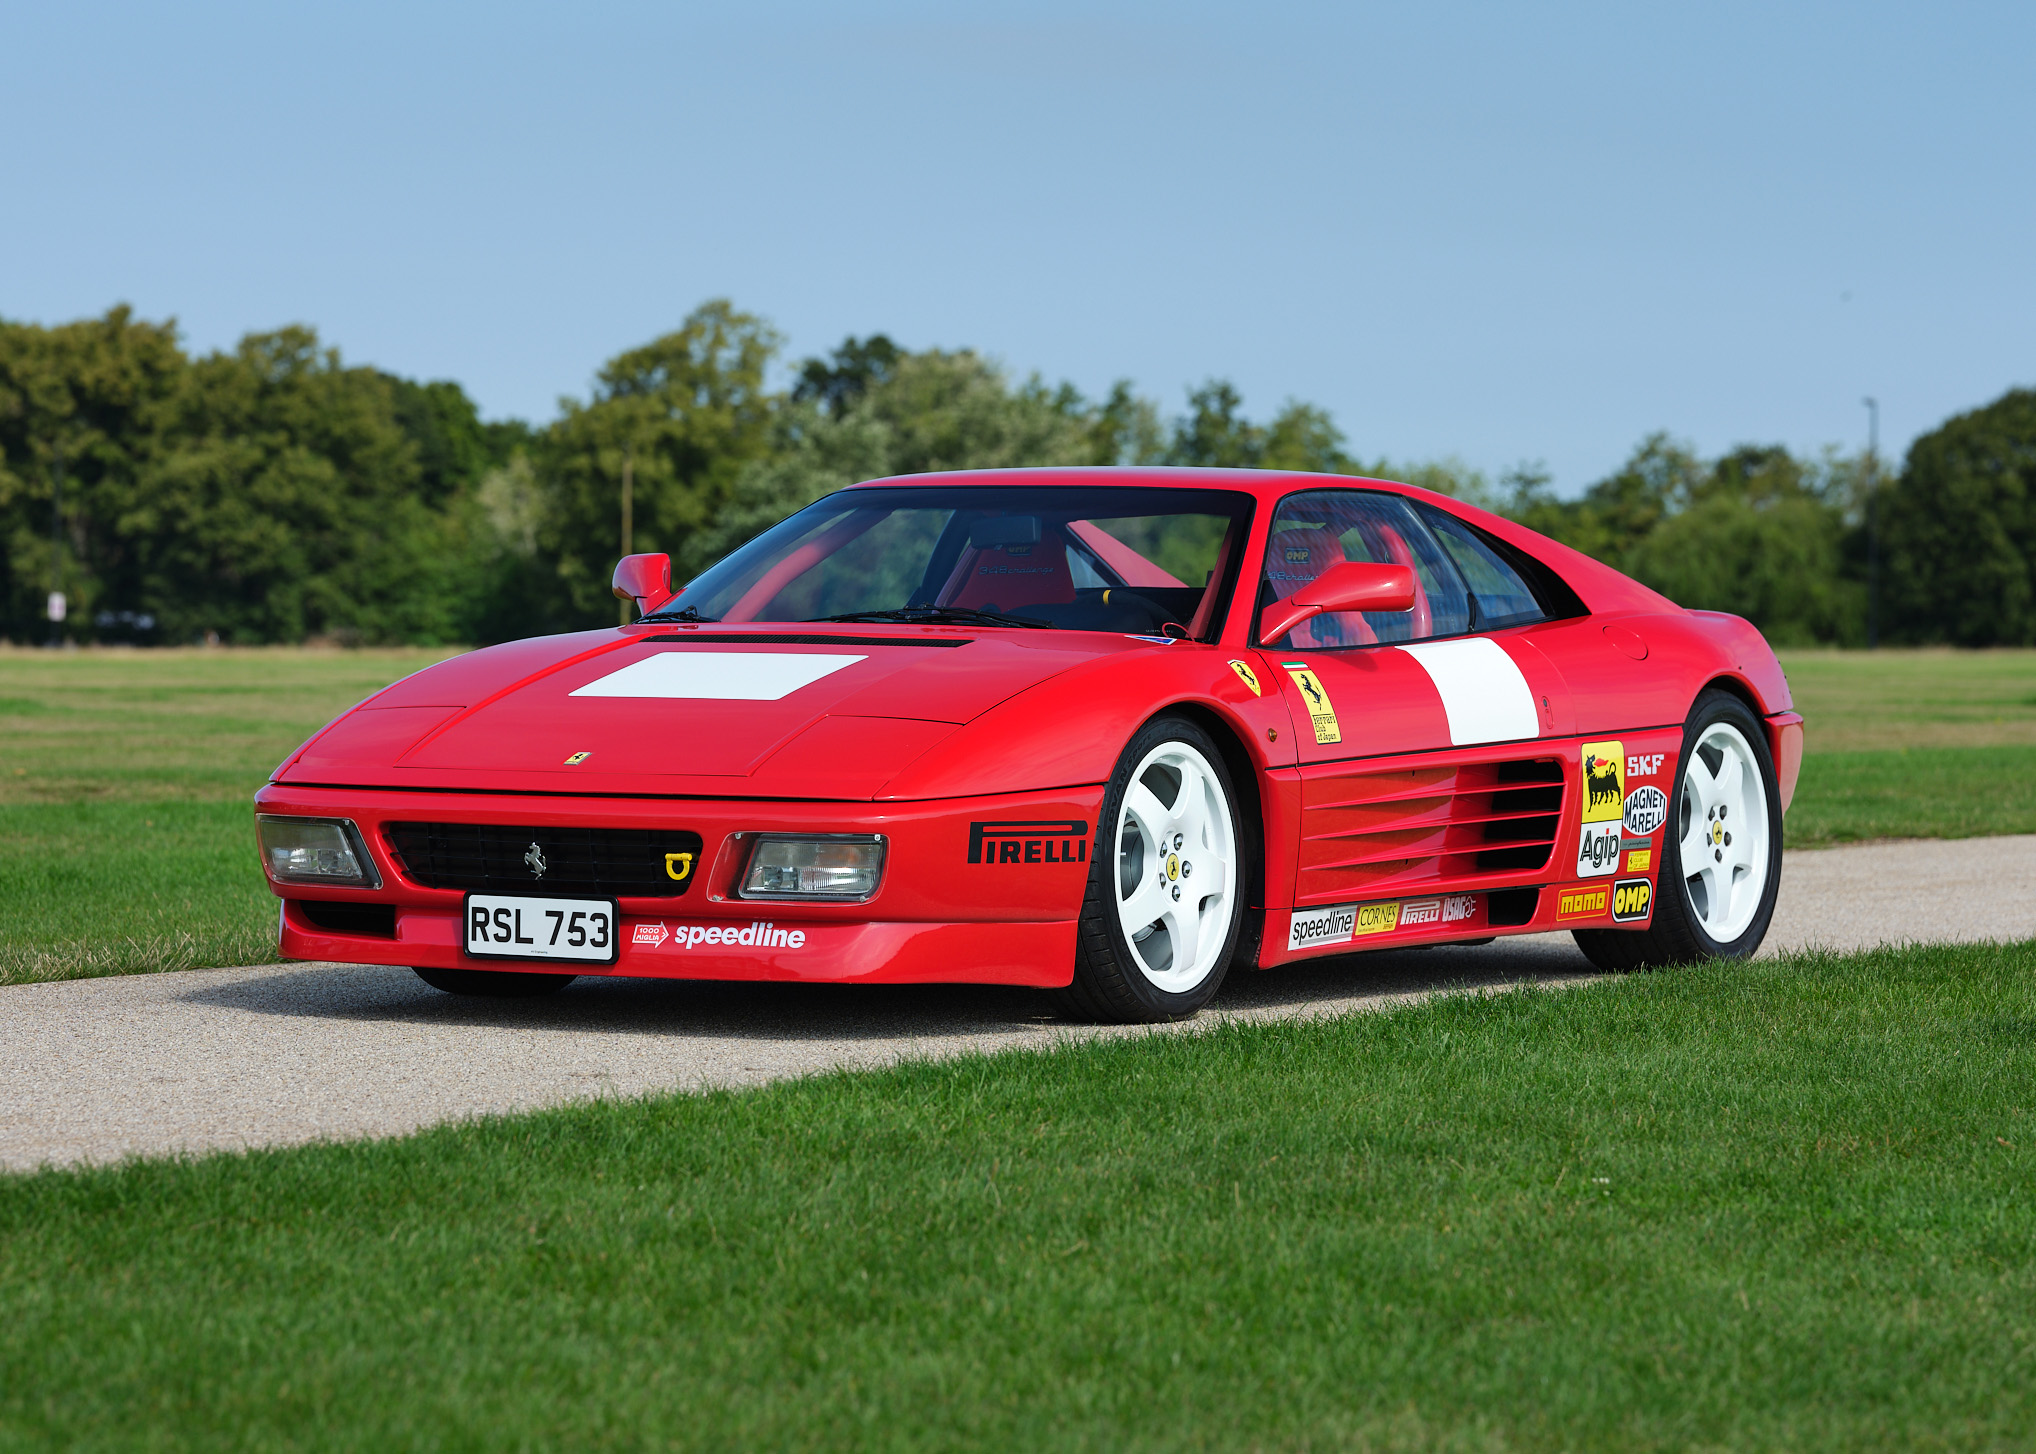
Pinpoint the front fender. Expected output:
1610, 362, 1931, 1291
878, 645, 1292, 800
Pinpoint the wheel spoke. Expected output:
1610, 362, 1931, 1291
1119, 876, 1170, 930
1123, 781, 1172, 848
1679, 811, 1709, 869
1162, 901, 1200, 972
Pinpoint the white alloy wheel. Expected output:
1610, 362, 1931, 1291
1676, 720, 1771, 944
1112, 739, 1238, 994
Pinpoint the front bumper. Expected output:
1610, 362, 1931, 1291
256, 782, 1103, 988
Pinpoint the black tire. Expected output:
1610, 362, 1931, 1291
1053, 714, 1250, 1023
1574, 689, 1782, 972
413, 966, 577, 997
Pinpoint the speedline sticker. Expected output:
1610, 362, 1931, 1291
1281, 663, 1341, 745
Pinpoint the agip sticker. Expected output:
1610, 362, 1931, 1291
1581, 741, 1626, 822
1281, 663, 1342, 745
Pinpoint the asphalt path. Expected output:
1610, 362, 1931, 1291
5, 835, 2034, 1173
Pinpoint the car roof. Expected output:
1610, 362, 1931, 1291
841, 466, 1420, 506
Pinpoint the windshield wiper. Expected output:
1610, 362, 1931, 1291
810, 606, 1051, 629
638, 605, 718, 624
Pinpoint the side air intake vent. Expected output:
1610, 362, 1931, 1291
1296, 756, 1563, 902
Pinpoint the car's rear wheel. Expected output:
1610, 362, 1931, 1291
413, 966, 577, 997
1574, 689, 1782, 972
1056, 715, 1246, 1022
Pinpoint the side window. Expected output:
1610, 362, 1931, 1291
1257, 490, 1470, 649
1417, 508, 1549, 630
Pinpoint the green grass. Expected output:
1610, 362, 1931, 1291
2, 646, 2032, 983
0, 646, 458, 985
5, 943, 2034, 1449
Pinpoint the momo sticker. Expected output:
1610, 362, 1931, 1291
1581, 741, 1625, 822
1612, 878, 1653, 923
1556, 883, 1611, 922
1576, 822, 1621, 878
1623, 785, 1669, 837
1227, 660, 1262, 696
1281, 664, 1341, 745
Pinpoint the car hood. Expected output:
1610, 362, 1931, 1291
276, 625, 1167, 800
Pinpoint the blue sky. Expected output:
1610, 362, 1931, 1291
4, 1, 2031, 490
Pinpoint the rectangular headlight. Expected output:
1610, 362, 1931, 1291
739, 834, 885, 901
256, 815, 381, 889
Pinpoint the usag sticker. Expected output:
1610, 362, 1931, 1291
1612, 877, 1653, 923
1282, 663, 1342, 744
1556, 883, 1611, 922
1227, 660, 1262, 696
1623, 784, 1668, 837
1581, 741, 1625, 822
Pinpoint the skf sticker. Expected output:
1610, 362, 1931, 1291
1612, 878, 1653, 923
1581, 741, 1625, 822
1556, 883, 1611, 922
1626, 753, 1666, 779
562, 751, 592, 766
1576, 822, 1621, 878
1282, 663, 1341, 745
968, 820, 1090, 866
1625, 847, 1653, 873
1227, 660, 1262, 696
1623, 785, 1669, 837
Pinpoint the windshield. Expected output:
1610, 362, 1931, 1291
655, 485, 1257, 639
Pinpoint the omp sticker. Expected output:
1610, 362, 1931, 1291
1288, 903, 1357, 951
1625, 847, 1653, 873
1227, 660, 1262, 696
1581, 741, 1625, 822
1576, 822, 1621, 877
1354, 902, 1401, 935
1612, 878, 1653, 922
570, 652, 866, 701
1623, 784, 1669, 836
1401, 898, 1442, 926
1556, 884, 1611, 922
632, 921, 669, 946
1280, 664, 1342, 744
1396, 638, 1539, 745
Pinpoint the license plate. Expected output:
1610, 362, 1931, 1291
463, 894, 619, 964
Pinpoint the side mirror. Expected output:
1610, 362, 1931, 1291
612, 553, 676, 616
1259, 561, 1417, 643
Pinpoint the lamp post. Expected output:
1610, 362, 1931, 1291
47, 446, 65, 647
1862, 397, 1879, 649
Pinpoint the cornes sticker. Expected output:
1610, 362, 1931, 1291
1623, 785, 1669, 837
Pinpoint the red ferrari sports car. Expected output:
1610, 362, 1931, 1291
255, 468, 1803, 1022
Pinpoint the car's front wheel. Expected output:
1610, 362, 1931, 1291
413, 966, 577, 997
1056, 715, 1247, 1022
1575, 688, 1782, 972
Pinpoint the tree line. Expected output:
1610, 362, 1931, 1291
2, 300, 2030, 647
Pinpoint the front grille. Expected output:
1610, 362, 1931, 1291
383, 823, 704, 897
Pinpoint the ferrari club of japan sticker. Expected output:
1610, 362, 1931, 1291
1575, 739, 1625, 877
1281, 663, 1341, 744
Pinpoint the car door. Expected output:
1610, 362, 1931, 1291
1252, 489, 1574, 914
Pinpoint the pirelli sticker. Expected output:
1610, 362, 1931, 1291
1281, 662, 1341, 744
1555, 883, 1612, 922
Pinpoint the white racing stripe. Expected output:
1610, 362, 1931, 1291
570, 652, 866, 701
1396, 637, 1539, 745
